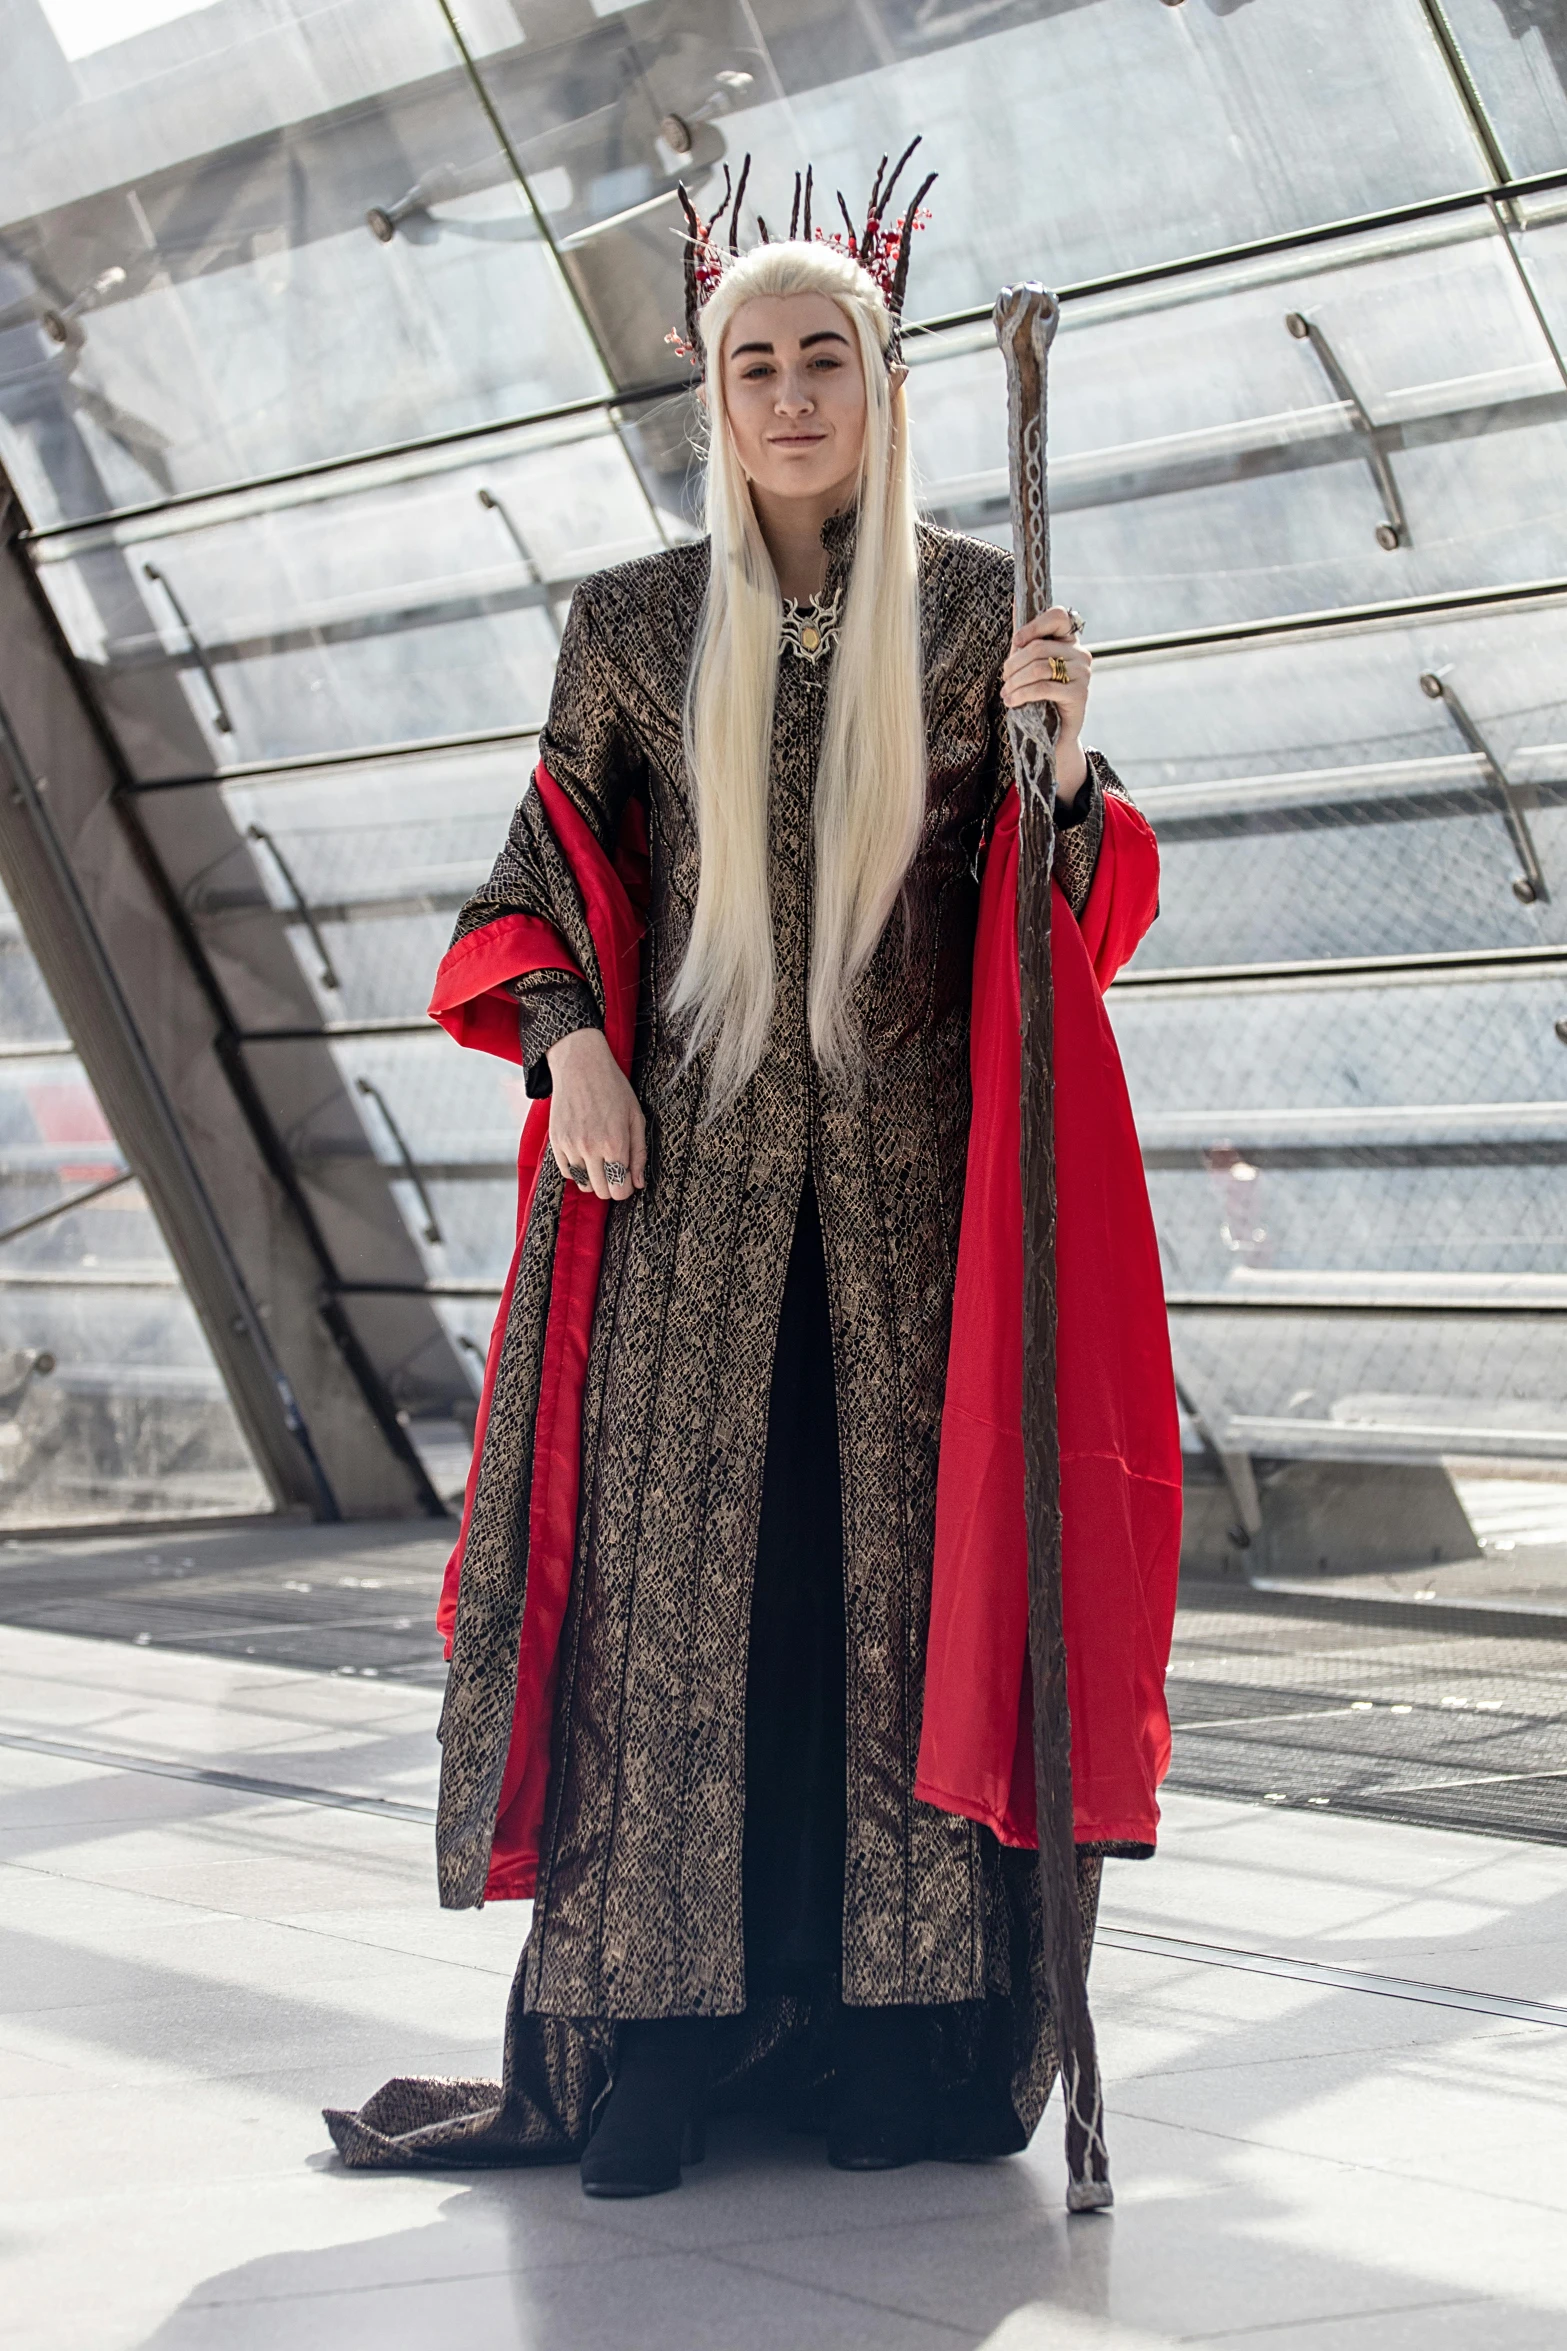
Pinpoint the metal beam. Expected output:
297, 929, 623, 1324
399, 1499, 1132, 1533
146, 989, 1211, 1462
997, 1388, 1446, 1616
123, 724, 541, 795
1090, 575, 1567, 662
1413, 0, 1515, 185
0, 475, 446, 1520
20, 167, 1567, 552
1116, 943, 1567, 992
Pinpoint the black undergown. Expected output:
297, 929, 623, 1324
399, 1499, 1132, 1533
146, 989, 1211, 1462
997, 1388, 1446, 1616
742, 1172, 848, 1997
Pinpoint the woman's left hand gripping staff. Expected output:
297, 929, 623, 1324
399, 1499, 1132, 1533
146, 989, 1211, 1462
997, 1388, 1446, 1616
1000, 604, 1092, 807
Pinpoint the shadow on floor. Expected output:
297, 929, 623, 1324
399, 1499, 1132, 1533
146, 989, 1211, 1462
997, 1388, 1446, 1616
130, 2133, 1127, 2351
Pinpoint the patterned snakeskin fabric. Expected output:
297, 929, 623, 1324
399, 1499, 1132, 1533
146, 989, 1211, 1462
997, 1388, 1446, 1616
323, 1848, 1104, 2167
434, 515, 1126, 2013
323, 516, 1140, 2171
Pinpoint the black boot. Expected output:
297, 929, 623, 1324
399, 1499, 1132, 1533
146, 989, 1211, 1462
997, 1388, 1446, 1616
827, 2002, 932, 2171
580, 2018, 710, 2199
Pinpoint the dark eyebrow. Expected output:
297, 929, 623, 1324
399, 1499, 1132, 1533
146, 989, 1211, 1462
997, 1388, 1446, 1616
727, 329, 850, 359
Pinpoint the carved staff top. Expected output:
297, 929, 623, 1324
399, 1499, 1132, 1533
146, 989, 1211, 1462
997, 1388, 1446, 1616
994, 283, 1061, 818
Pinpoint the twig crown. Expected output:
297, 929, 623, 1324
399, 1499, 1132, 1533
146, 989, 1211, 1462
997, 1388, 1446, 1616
670, 138, 937, 374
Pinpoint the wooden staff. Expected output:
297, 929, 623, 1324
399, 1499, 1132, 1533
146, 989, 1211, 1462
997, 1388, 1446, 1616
994, 281, 1112, 2212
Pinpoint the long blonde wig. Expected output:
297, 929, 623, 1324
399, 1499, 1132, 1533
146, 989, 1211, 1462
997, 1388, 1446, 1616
666, 240, 926, 1109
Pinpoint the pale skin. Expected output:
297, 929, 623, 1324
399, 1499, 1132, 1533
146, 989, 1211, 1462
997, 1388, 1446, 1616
546, 289, 1095, 1201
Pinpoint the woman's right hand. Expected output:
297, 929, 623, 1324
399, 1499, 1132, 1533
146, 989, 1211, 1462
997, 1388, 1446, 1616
545, 1026, 647, 1202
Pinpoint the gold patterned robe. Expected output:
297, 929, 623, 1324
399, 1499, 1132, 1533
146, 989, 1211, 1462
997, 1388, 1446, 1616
326, 515, 1120, 2168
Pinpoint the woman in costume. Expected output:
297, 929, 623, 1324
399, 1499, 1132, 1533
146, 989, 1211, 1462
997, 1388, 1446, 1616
327, 151, 1180, 2198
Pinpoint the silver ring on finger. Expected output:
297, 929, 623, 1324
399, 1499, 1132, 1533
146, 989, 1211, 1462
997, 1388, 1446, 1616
1067, 607, 1085, 638
602, 1158, 628, 1189
566, 1160, 590, 1188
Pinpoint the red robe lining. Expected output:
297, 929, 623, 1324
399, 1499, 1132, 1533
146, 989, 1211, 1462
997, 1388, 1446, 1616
913, 789, 1182, 1849
429, 765, 1179, 1900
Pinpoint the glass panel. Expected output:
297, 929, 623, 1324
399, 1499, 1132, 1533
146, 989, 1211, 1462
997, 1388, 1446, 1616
7, 0, 1561, 1538
1171, 1310, 1567, 1464
143, 742, 529, 1032
244, 1029, 520, 1294
1118, 951, 1567, 1466
1127, 971, 1564, 1144
30, 418, 664, 776
0, 0, 604, 527
457, 0, 1489, 388
1090, 595, 1567, 969
912, 212, 1567, 636
1438, 0, 1567, 177
0, 884, 264, 1525
1508, 190, 1567, 355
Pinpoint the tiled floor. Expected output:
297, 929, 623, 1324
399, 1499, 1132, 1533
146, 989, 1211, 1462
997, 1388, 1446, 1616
4, 1619, 1567, 2350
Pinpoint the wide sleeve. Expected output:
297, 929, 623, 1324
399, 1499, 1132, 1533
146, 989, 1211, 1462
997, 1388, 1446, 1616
451, 585, 648, 1096
1050, 749, 1135, 919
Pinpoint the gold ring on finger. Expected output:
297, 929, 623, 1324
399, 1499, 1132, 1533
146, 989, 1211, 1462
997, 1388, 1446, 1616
1047, 654, 1071, 685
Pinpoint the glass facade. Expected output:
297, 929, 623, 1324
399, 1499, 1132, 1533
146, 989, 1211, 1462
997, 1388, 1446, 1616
0, 0, 1563, 1520
0, 879, 264, 1524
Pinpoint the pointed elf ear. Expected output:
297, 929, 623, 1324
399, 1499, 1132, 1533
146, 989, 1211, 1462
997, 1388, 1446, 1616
887, 359, 909, 396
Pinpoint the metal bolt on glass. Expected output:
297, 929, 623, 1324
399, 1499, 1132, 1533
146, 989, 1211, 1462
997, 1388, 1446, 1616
1286, 311, 1408, 551
1419, 670, 1549, 904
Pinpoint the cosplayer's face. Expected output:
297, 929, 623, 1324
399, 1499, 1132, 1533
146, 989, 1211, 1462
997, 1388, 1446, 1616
719, 292, 869, 504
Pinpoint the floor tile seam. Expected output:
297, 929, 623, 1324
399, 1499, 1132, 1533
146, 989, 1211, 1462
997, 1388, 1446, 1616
0, 1771, 444, 1808
0, 1715, 440, 1754
1095, 1972, 1558, 2036
0, 1730, 435, 1765
1110, 2015, 1567, 2067
1102, 1855, 1544, 1902
4, 1599, 442, 1628
175, 2241, 665, 2310
1175, 2289, 1494, 2344
0, 1950, 515, 2024
0, 1694, 436, 1732
0, 2205, 956, 2326
0, 1883, 516, 1972
0, 2053, 505, 2101
1161, 1796, 1567, 1853
1095, 1978, 1565, 2046
1090, 1965, 1567, 2040
598, 2189, 1018, 2263
0, 1853, 288, 1928
0, 1790, 435, 1839
0, 1632, 442, 1713
1105, 2021, 1560, 2082
0, 1730, 442, 1824
1108, 1920, 1567, 1965
0, 1854, 436, 1901
0, 2064, 505, 2142
0, 1631, 330, 1688
684, 2238, 976, 2339
0, 1893, 514, 2017
0, 1831, 434, 1884
1097, 1929, 1567, 2029
1105, 2098, 1567, 2215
